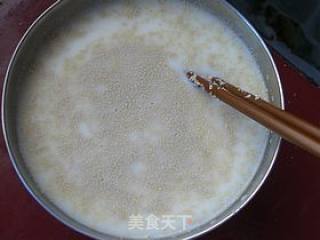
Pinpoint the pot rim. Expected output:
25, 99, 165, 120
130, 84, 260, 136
1, 0, 284, 239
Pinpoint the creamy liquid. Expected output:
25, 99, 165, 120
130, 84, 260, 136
17, 0, 269, 238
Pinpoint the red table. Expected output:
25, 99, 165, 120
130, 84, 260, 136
1, 1, 320, 239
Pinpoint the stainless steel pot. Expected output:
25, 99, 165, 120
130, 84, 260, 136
2, 0, 284, 239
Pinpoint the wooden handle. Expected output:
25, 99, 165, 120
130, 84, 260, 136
187, 72, 320, 158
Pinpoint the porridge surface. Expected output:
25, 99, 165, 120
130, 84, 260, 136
17, 0, 269, 238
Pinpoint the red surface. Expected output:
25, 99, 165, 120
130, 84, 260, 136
0, 1, 320, 240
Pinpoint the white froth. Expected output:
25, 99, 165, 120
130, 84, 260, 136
78, 122, 93, 138
17, 0, 269, 239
